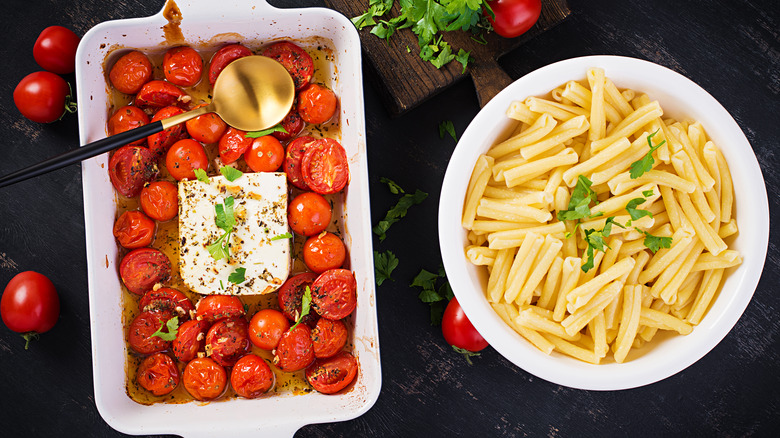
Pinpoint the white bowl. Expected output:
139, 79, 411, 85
438, 55, 769, 391
76, 0, 380, 435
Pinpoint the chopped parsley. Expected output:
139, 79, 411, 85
411, 266, 454, 325
220, 166, 243, 182
629, 130, 666, 179
245, 124, 288, 138
374, 250, 399, 286
439, 120, 457, 141
193, 168, 209, 183
557, 175, 602, 222
380, 177, 405, 194
270, 232, 293, 241
206, 196, 236, 261
228, 267, 246, 285
373, 188, 428, 241
151, 316, 179, 341
289, 286, 312, 331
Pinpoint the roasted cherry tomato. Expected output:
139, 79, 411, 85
206, 317, 250, 367
119, 248, 172, 295
248, 309, 290, 350
208, 43, 252, 85
185, 104, 227, 144
109, 50, 153, 94
107, 105, 149, 147
303, 232, 346, 274
297, 83, 337, 125
196, 294, 245, 324
261, 41, 314, 90
244, 135, 284, 172
230, 354, 275, 399
13, 71, 73, 123
288, 192, 332, 236
147, 106, 187, 157
284, 136, 317, 190
311, 269, 357, 320
127, 309, 174, 355
139, 181, 179, 222
273, 104, 305, 141
113, 210, 155, 249
305, 351, 358, 394
1, 271, 59, 349
311, 317, 348, 359
484, 0, 542, 39
278, 272, 319, 327
135, 80, 188, 109
108, 145, 158, 198
172, 319, 209, 363
273, 324, 315, 372
166, 139, 209, 181
163, 46, 203, 87
442, 297, 489, 352
182, 357, 227, 401
33, 26, 80, 74
217, 127, 253, 164
301, 138, 349, 195
139, 287, 194, 320
137, 353, 180, 396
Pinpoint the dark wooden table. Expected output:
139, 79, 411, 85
1, 0, 778, 436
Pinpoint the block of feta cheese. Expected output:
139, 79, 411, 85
178, 172, 290, 295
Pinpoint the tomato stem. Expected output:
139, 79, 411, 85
21, 332, 40, 350
452, 345, 481, 365
60, 81, 78, 119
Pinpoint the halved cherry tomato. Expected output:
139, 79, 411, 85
107, 105, 149, 147
139, 181, 179, 222
217, 127, 253, 164
119, 248, 172, 295
288, 192, 332, 236
13, 72, 73, 124
113, 210, 155, 249
244, 135, 284, 172
284, 136, 317, 190
301, 138, 349, 195
185, 104, 227, 144
273, 104, 305, 141
127, 309, 174, 355
147, 106, 187, 157
0, 271, 59, 349
109, 145, 158, 198
248, 309, 290, 350
205, 317, 250, 367
273, 324, 315, 372
208, 43, 252, 85
172, 319, 209, 363
277, 272, 319, 327
311, 269, 357, 320
163, 46, 203, 87
139, 287, 194, 321
137, 353, 180, 396
230, 354, 274, 399
195, 294, 245, 324
109, 50, 152, 95
135, 80, 188, 109
311, 317, 348, 359
305, 351, 358, 394
166, 139, 209, 181
261, 41, 314, 90
33, 26, 80, 75
297, 83, 337, 125
182, 357, 227, 401
303, 232, 346, 274
442, 297, 489, 352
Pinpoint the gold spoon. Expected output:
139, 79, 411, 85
0, 55, 295, 188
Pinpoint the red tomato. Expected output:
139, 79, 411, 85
195, 295, 245, 324
273, 324, 315, 372
248, 309, 290, 350
166, 139, 209, 181
305, 351, 358, 394
441, 297, 489, 352
278, 273, 319, 328
311, 317, 348, 359
311, 269, 357, 320
303, 232, 346, 274
301, 138, 349, 195
139, 287, 194, 320
147, 106, 187, 157
172, 319, 209, 363
208, 44, 252, 85
182, 357, 227, 401
230, 354, 275, 399
108, 145, 158, 198
33, 26, 80, 74
261, 41, 314, 90
108, 105, 150, 147
244, 136, 284, 172
139, 181, 179, 222
137, 353, 180, 396
127, 310, 174, 355
484, 0, 542, 39
297, 84, 338, 125
163, 46, 203, 87
273, 105, 305, 141
185, 104, 227, 144
288, 192, 332, 236
109, 50, 153, 94
13, 71, 73, 123
205, 317, 250, 367
217, 127, 253, 164
135, 80, 188, 109
112, 210, 155, 249
0, 271, 59, 348
119, 248, 172, 295
284, 136, 317, 190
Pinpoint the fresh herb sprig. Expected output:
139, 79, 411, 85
374, 250, 399, 286
629, 130, 666, 179
411, 266, 453, 325
151, 316, 179, 341
206, 196, 236, 261
373, 187, 428, 241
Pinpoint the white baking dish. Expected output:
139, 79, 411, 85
75, 1, 380, 436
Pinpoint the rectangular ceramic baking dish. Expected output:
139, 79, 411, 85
75, 0, 380, 436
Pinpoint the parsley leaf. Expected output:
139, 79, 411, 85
220, 166, 243, 182
581, 217, 626, 272
454, 49, 472, 74
557, 175, 600, 222
626, 197, 653, 221
289, 286, 312, 331
637, 229, 673, 253
380, 177, 405, 194
629, 130, 666, 179
193, 168, 209, 183
373, 189, 428, 241
374, 250, 399, 286
245, 124, 288, 138
228, 267, 246, 284
206, 196, 236, 261
270, 232, 293, 241
411, 267, 452, 325
151, 316, 179, 341
439, 120, 457, 141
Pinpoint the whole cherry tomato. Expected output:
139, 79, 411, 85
297, 83, 337, 125
208, 44, 252, 85
163, 46, 203, 87
301, 138, 349, 195
244, 135, 284, 172
135, 80, 188, 109
305, 351, 358, 394
139, 181, 179, 222
166, 139, 209, 181
127, 309, 175, 355
261, 41, 314, 90
217, 127, 253, 164
484, 0, 542, 39
230, 354, 274, 398
108, 105, 150, 147
108, 145, 158, 198
13, 71, 74, 123
441, 297, 489, 352
147, 106, 187, 157
277, 273, 319, 328
172, 319, 209, 363
248, 309, 290, 350
288, 192, 332, 236
284, 136, 317, 190
139, 287, 194, 320
109, 50, 153, 94
112, 210, 156, 249
311, 317, 348, 359
137, 353, 180, 396
0, 271, 59, 349
182, 357, 227, 401
185, 104, 227, 144
303, 232, 346, 274
206, 317, 250, 367
119, 248, 172, 295
310, 269, 357, 320
273, 324, 315, 372
195, 295, 245, 324
33, 26, 80, 74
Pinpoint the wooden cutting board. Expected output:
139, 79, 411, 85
324, 0, 572, 115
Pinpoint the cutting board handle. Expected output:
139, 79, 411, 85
469, 58, 513, 108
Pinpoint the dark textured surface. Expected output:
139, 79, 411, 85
0, 0, 778, 437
